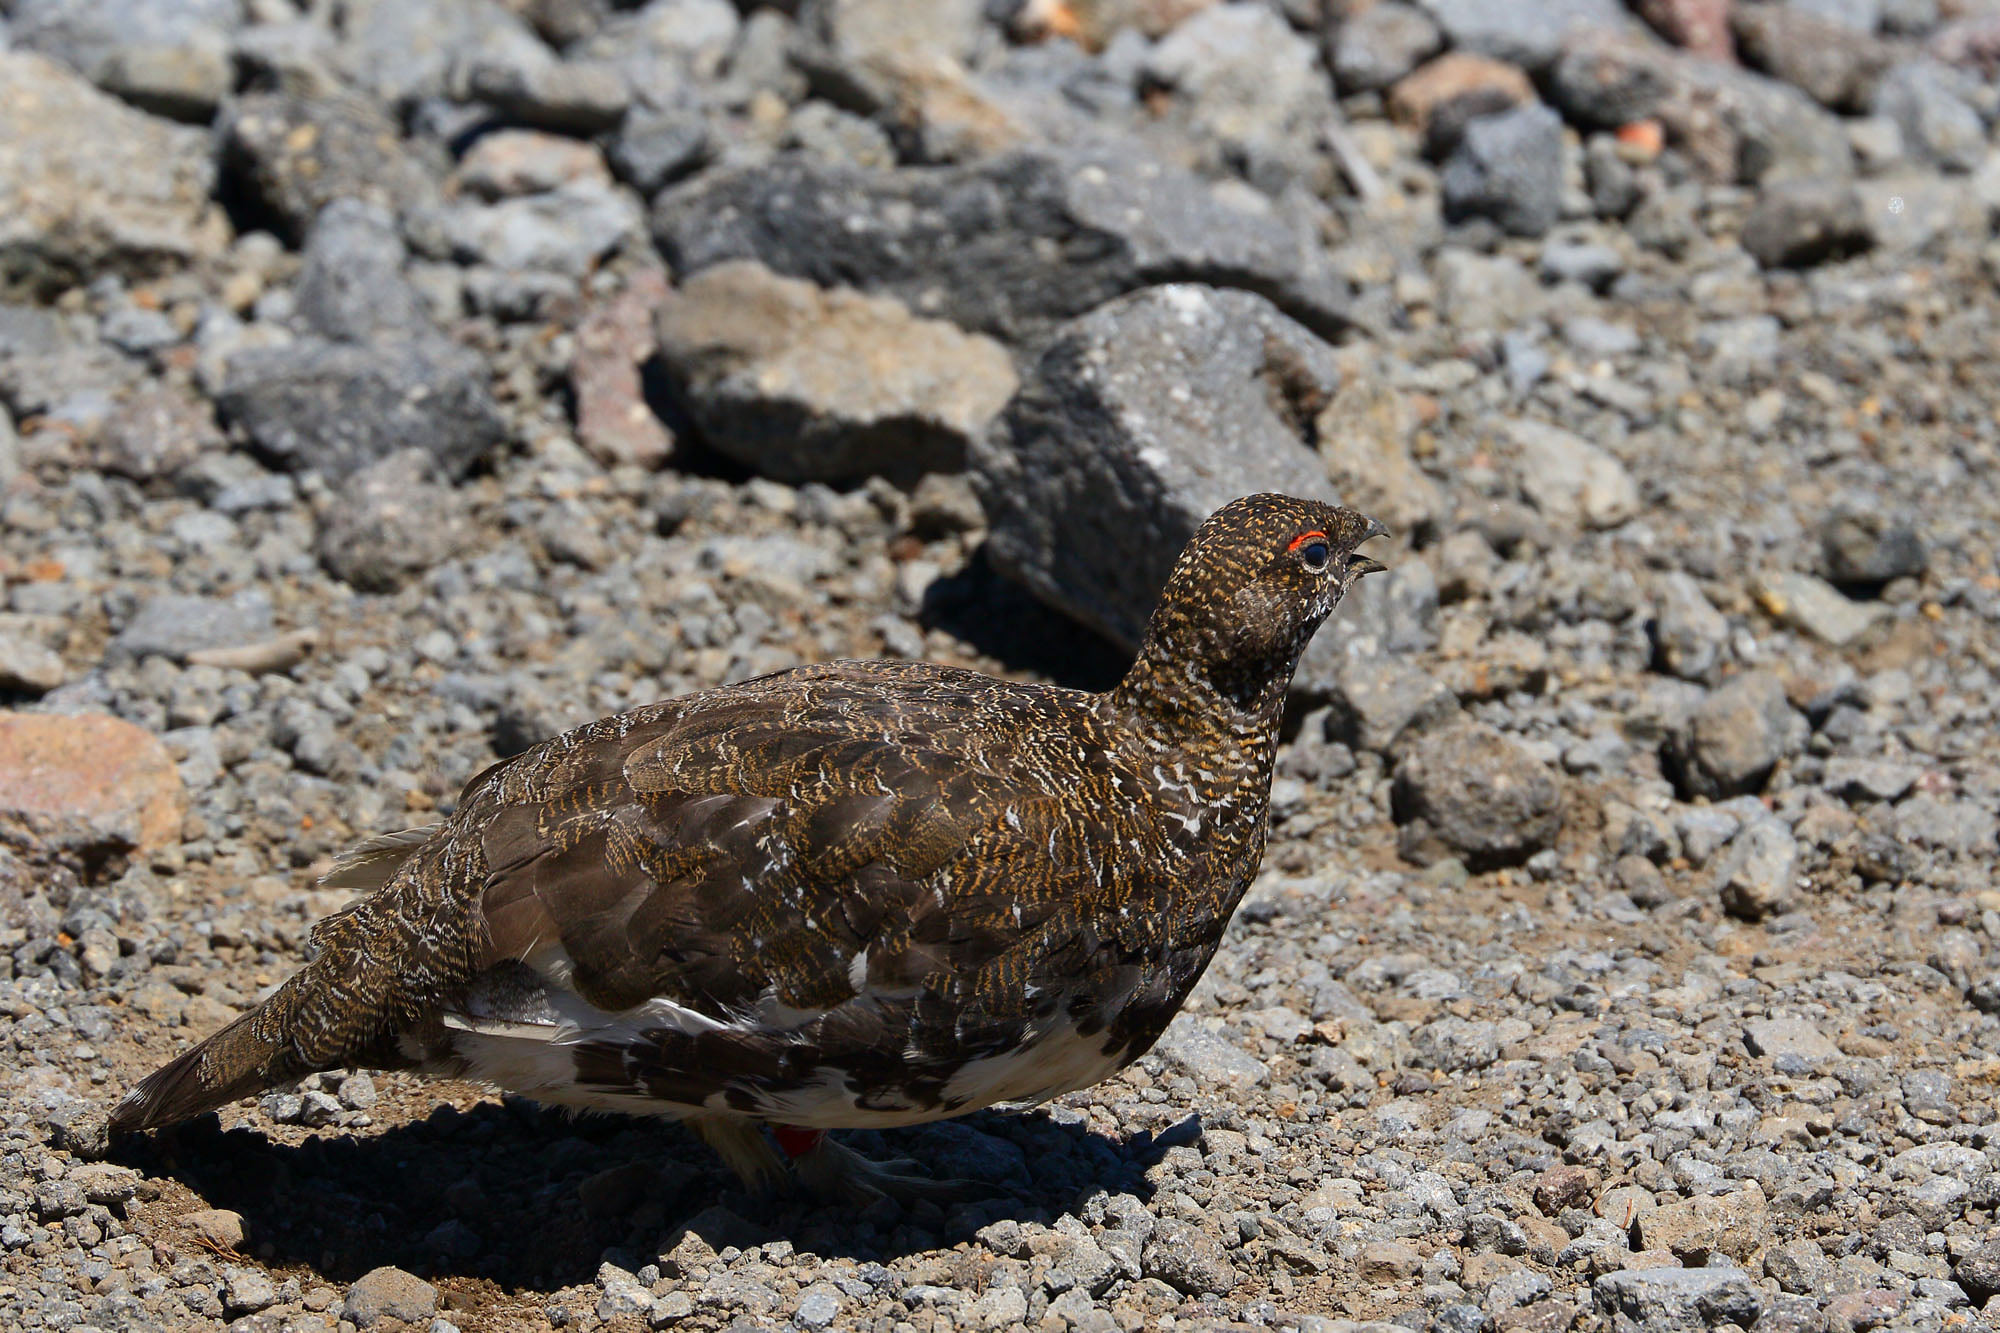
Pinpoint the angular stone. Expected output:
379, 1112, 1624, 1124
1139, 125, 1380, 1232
1732, 3, 1894, 111
1821, 507, 1926, 587
572, 268, 674, 470
973, 285, 1337, 649
1593, 1267, 1762, 1331
1742, 180, 1873, 270
1755, 571, 1884, 646
1418, 0, 1632, 74
1389, 52, 1536, 134
343, 1267, 438, 1328
1393, 722, 1563, 869
1155, 1017, 1267, 1093
657, 261, 1016, 485
218, 92, 439, 244
219, 337, 505, 482
1667, 670, 1797, 800
1334, 3, 1443, 95
653, 144, 1353, 352
1714, 817, 1801, 921
113, 592, 273, 664
0, 52, 228, 299
1142, 1217, 1239, 1295
1508, 419, 1640, 530
1325, 659, 1459, 756
0, 712, 185, 859
1442, 103, 1564, 238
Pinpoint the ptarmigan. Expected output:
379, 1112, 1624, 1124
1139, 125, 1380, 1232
111, 493, 1387, 1200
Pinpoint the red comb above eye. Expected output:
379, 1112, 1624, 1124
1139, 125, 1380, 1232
1287, 530, 1327, 552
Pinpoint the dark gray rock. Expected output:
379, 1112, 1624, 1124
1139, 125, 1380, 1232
1960, 1241, 2000, 1301
219, 337, 505, 482
652, 145, 1354, 352
1594, 1266, 1762, 1330
1740, 180, 1871, 269
971, 285, 1337, 649
1141, 1217, 1239, 1296
655, 260, 1017, 484
1418, 0, 1631, 73
293, 200, 429, 345
1584, 134, 1641, 217
112, 593, 274, 665
1549, 31, 1674, 130
610, 102, 712, 194
1392, 722, 1563, 869
1441, 104, 1564, 238
1332, 2, 1442, 94
1872, 58, 1987, 172
1732, 3, 1894, 111
1667, 670, 1799, 800
219, 93, 440, 244
316, 450, 474, 593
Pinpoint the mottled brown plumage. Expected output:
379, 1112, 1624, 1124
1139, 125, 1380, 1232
111, 494, 1386, 1197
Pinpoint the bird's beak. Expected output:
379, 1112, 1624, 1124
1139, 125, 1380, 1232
1348, 554, 1389, 579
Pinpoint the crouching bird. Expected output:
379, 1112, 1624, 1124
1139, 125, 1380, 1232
110, 494, 1387, 1201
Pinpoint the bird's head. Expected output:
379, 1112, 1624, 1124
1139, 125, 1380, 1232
1124, 493, 1389, 720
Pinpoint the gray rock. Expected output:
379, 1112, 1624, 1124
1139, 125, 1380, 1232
1741, 179, 1872, 269
219, 336, 505, 482
293, 200, 429, 346
113, 593, 274, 665
1821, 757, 1920, 802
652, 144, 1354, 352
656, 261, 1017, 484
1957, 1240, 2000, 1300
334, 0, 544, 110
458, 54, 631, 135
219, 92, 440, 244
93, 384, 221, 482
1668, 670, 1799, 799
1755, 571, 1884, 646
1411, 1016, 1501, 1072
1674, 59, 1855, 185
343, 1266, 438, 1328
1393, 722, 1564, 869
1549, 30, 1674, 129
1155, 1017, 1268, 1092
1873, 59, 1987, 172
1333, 2, 1442, 94
1765, 1237, 1832, 1295
7, 0, 236, 119
1507, 419, 1640, 530
1715, 817, 1801, 921
1821, 506, 1926, 587
0, 52, 227, 299
223, 1266, 278, 1316
1314, 377, 1444, 539
1731, 3, 1894, 111
1418, 0, 1631, 73
1744, 1017, 1841, 1065
0, 630, 63, 695
1793, 0, 1884, 31
1584, 134, 1641, 217
1141, 2, 1336, 193
972, 285, 1337, 649
791, 0, 986, 116
1142, 1217, 1239, 1296
1593, 1267, 1762, 1330
610, 102, 712, 194
1442, 103, 1565, 238
435, 179, 640, 278
1539, 238, 1625, 291
317, 450, 474, 593
1325, 659, 1459, 757
1651, 572, 1727, 681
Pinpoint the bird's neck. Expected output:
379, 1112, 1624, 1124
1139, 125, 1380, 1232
1107, 632, 1296, 800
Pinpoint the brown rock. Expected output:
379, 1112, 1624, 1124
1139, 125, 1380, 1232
1534, 1164, 1598, 1216
1634, 0, 1733, 62
184, 1208, 247, 1251
1732, 4, 1892, 111
1632, 1182, 1767, 1263
0, 713, 185, 860
1389, 53, 1535, 133
572, 268, 673, 470
1357, 1239, 1424, 1282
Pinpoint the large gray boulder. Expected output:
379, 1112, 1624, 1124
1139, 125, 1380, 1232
652, 144, 1354, 353
971, 285, 1338, 650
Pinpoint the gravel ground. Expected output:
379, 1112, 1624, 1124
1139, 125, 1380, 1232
4, 1, 2000, 1331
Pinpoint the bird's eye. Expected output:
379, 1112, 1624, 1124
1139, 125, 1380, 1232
1299, 541, 1330, 571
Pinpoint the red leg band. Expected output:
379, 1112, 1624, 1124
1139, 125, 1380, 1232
772, 1126, 825, 1159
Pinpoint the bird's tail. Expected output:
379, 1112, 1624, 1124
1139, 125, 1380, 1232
107, 976, 311, 1134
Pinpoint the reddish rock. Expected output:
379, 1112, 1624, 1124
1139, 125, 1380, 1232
571, 268, 674, 470
1389, 53, 1535, 133
0, 713, 185, 859
1635, 0, 1734, 63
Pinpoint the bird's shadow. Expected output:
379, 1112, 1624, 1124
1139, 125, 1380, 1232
114, 1099, 1186, 1296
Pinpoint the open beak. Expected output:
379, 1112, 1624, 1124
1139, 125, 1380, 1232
1348, 554, 1389, 579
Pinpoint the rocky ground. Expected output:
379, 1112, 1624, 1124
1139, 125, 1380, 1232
3, 0, 2000, 1330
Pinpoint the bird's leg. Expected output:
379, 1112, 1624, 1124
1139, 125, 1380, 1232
689, 1114, 788, 1197
775, 1123, 987, 1205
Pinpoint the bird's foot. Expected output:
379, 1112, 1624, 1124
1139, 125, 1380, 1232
689, 1114, 789, 1197
774, 1126, 991, 1205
